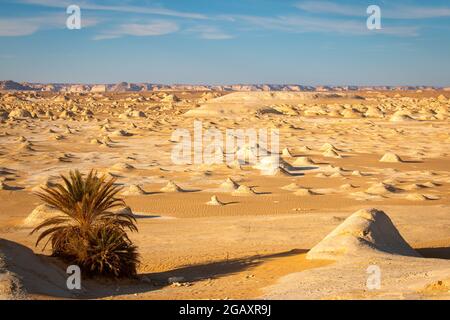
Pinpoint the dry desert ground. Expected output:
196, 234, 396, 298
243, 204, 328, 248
0, 89, 450, 299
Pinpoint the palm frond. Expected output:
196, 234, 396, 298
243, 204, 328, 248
31, 169, 139, 277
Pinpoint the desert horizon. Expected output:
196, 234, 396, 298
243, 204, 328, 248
1, 79, 450, 92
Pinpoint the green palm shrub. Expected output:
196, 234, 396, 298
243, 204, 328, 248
31, 170, 139, 277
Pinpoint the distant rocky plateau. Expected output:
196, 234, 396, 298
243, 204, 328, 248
0, 80, 448, 92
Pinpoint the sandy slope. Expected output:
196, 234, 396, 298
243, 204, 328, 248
264, 209, 450, 299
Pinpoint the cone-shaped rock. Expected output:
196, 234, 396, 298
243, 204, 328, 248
206, 195, 224, 206
307, 208, 420, 260
122, 184, 146, 196
219, 178, 239, 191
160, 180, 183, 192
380, 152, 403, 163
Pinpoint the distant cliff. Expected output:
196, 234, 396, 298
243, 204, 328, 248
0, 80, 442, 92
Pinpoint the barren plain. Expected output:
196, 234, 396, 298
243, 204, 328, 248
0, 89, 449, 299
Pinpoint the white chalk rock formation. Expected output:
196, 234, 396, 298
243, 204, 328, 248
23, 204, 135, 228
293, 157, 315, 166
160, 181, 182, 192
281, 148, 294, 157
232, 185, 256, 196
0, 238, 77, 299
322, 149, 342, 158
253, 156, 281, 175
22, 204, 61, 228
380, 152, 403, 163
206, 195, 224, 206
307, 208, 420, 261
121, 184, 146, 196
219, 178, 239, 191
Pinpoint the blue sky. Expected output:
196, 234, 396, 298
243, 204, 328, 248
0, 0, 449, 86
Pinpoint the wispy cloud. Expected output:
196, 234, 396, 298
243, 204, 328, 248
237, 14, 419, 37
295, 1, 362, 17
387, 5, 450, 19
295, 1, 450, 19
187, 25, 234, 40
0, 14, 99, 36
7, 0, 440, 39
0, 18, 41, 36
93, 20, 179, 40
19, 0, 209, 20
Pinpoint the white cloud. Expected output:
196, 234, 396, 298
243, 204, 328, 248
237, 14, 419, 37
94, 20, 179, 40
387, 6, 450, 19
0, 19, 41, 36
118, 21, 179, 36
295, 1, 450, 19
0, 14, 100, 37
201, 33, 233, 40
296, 1, 361, 17
7, 0, 434, 39
187, 25, 234, 40
19, 0, 209, 20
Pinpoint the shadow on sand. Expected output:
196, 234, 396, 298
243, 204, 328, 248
417, 247, 450, 260
1, 239, 311, 299
78, 248, 307, 299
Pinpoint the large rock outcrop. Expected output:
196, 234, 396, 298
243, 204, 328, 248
306, 208, 420, 260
